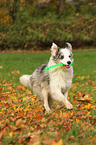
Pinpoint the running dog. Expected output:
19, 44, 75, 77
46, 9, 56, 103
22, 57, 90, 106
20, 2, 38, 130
20, 43, 74, 113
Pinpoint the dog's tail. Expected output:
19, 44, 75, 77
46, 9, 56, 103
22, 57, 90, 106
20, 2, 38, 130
19, 75, 31, 88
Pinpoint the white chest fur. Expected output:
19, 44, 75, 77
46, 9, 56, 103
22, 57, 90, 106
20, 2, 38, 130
49, 66, 73, 91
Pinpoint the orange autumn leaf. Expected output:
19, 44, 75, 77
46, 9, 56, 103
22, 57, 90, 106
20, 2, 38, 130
76, 119, 80, 124
52, 139, 63, 145
79, 94, 93, 102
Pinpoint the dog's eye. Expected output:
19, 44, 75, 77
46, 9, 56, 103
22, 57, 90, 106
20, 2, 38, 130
60, 55, 64, 59
69, 55, 71, 58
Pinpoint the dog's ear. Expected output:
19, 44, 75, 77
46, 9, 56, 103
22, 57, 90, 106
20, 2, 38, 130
66, 42, 72, 52
51, 43, 58, 56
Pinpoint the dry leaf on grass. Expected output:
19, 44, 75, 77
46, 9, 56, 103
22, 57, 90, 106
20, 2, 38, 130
78, 94, 93, 102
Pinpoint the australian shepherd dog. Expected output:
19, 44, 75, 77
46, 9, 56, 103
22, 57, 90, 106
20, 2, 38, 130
20, 43, 74, 113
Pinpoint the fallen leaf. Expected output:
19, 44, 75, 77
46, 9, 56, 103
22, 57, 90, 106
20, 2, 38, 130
78, 133, 85, 138
33, 140, 41, 145
9, 131, 14, 137
89, 118, 96, 125
23, 97, 27, 101
16, 119, 22, 126
84, 103, 92, 109
0, 87, 2, 92
0, 131, 4, 140
76, 119, 80, 124
0, 66, 3, 69
52, 139, 63, 145
16, 85, 25, 91
78, 94, 93, 102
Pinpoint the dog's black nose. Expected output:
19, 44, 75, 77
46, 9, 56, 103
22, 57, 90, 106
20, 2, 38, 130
67, 61, 71, 65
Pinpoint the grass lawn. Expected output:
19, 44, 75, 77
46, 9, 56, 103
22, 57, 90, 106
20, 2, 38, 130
0, 50, 96, 145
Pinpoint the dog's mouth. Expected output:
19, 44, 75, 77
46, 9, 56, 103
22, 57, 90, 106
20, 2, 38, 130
63, 65, 70, 68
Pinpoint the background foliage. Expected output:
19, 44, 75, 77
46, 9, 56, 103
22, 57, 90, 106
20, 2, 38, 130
0, 0, 96, 50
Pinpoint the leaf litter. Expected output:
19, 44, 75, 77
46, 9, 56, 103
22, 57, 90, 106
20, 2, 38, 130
0, 71, 96, 145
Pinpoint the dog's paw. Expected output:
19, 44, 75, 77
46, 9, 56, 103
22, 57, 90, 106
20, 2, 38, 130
45, 109, 53, 114
44, 108, 52, 114
65, 101, 73, 110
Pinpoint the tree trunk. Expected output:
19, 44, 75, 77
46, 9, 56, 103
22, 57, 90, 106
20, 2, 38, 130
59, 0, 64, 7
57, 0, 65, 14
9, 0, 20, 23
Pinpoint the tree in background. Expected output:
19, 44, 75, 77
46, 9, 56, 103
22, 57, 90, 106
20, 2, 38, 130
0, 0, 96, 50
9, 0, 20, 23
0, 0, 95, 24
0, 0, 12, 24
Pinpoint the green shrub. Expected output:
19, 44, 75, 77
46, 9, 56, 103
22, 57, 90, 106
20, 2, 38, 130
0, 2, 96, 50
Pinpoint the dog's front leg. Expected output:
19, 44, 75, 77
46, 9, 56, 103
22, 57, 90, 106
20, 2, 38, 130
64, 91, 68, 99
51, 89, 73, 110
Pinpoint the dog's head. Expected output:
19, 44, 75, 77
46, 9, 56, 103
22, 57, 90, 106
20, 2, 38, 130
51, 42, 73, 68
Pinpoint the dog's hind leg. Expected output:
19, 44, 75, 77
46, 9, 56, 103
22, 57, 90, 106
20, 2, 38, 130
48, 96, 54, 108
42, 89, 52, 113
56, 103, 64, 110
